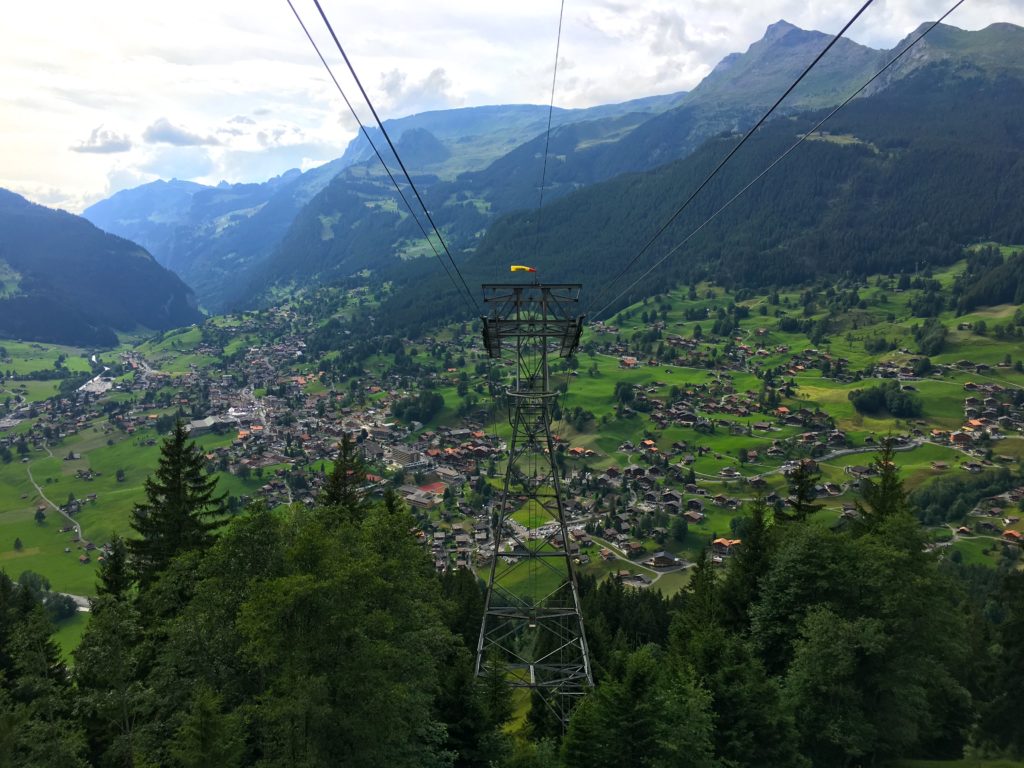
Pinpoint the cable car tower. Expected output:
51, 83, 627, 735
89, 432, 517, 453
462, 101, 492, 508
475, 280, 593, 724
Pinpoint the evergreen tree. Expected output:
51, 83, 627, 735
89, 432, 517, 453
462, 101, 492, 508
720, 493, 773, 630
1, 590, 89, 767
438, 566, 484, 649
128, 421, 226, 588
672, 620, 806, 768
73, 595, 149, 766
779, 459, 823, 523
95, 535, 133, 601
562, 646, 717, 768
978, 571, 1024, 758
855, 438, 908, 531
237, 493, 454, 767
169, 686, 244, 768
319, 434, 369, 524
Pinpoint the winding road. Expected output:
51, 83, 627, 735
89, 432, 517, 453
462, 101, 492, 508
25, 445, 81, 539
25, 446, 91, 611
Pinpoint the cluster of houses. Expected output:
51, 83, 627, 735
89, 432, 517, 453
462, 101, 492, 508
948, 485, 1024, 544
946, 381, 1024, 446
9, 296, 1024, 585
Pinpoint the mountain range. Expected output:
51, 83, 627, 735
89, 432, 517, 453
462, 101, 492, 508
258, 21, 1024, 308
83, 94, 686, 311
77, 19, 890, 309
70, 19, 1024, 333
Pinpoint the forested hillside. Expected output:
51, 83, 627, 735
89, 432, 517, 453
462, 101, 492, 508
372, 62, 1024, 335
957, 246, 1024, 312
242, 21, 883, 302
3, 430, 1023, 766
85, 98, 686, 311
0, 190, 201, 346
77, 22, 1024, 313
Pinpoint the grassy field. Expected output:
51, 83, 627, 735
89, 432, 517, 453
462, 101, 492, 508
0, 340, 93, 375
0, 416, 269, 595
52, 612, 90, 662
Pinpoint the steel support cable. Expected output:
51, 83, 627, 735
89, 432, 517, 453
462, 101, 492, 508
310, 0, 481, 313
586, 0, 875, 317
284, 0, 474, 310
591, 0, 967, 321
533, 0, 567, 252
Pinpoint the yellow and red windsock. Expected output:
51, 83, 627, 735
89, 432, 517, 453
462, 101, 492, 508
510, 265, 536, 273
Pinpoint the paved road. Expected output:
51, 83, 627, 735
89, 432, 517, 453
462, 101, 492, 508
25, 447, 91, 611
747, 438, 927, 481
590, 535, 691, 586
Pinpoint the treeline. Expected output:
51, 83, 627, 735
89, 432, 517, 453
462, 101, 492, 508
558, 452, 1024, 766
393, 390, 445, 424
0, 427, 508, 767
3, 431, 1024, 766
956, 247, 1024, 313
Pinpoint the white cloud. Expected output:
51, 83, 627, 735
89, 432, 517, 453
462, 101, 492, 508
70, 126, 132, 154
143, 118, 221, 147
139, 146, 216, 179
378, 67, 458, 115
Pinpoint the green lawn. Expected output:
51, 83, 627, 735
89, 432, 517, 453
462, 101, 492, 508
0, 340, 92, 375
949, 536, 1003, 567
491, 548, 569, 605
0, 420, 267, 595
52, 612, 91, 662
651, 568, 691, 595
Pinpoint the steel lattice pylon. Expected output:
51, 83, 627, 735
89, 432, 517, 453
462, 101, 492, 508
475, 282, 592, 725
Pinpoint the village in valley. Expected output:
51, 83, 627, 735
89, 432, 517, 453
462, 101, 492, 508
2, 257, 1024, 615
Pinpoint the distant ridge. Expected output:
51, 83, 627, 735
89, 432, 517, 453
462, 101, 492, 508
83, 96, 689, 311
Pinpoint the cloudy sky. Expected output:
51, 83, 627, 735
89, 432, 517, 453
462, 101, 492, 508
3, 0, 1021, 212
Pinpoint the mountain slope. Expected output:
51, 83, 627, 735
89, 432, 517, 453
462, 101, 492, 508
83, 159, 348, 310
0, 190, 202, 346
336, 94, 688, 178
248, 21, 1024, 305
371, 62, 1024, 333
85, 97, 688, 311
83, 20, 1024, 311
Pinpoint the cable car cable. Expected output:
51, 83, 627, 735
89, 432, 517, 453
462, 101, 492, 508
284, 0, 476, 311
590, 0, 967, 321
587, 0, 875, 317
310, 0, 481, 313
533, 0, 567, 252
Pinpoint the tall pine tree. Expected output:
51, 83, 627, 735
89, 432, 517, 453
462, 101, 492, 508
778, 459, 823, 523
95, 535, 132, 601
128, 421, 226, 588
855, 438, 909, 532
319, 434, 369, 525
